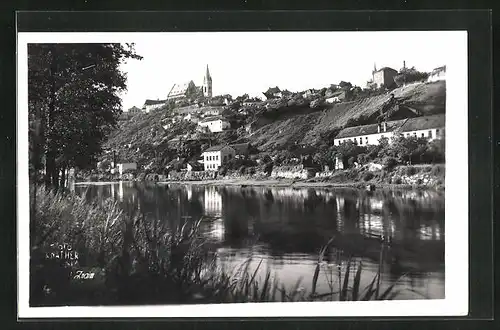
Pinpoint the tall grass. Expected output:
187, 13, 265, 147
30, 186, 412, 305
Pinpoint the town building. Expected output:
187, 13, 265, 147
167, 65, 213, 100
302, 89, 318, 99
230, 142, 251, 157
263, 87, 283, 100
325, 90, 347, 103
142, 99, 167, 113
127, 106, 143, 115
368, 64, 398, 89
116, 162, 137, 177
428, 65, 446, 82
334, 114, 445, 146
202, 145, 236, 171
198, 116, 230, 133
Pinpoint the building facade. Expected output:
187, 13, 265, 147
142, 99, 167, 113
202, 145, 236, 171
428, 65, 446, 82
371, 66, 398, 89
334, 114, 445, 146
167, 65, 213, 100
198, 116, 230, 133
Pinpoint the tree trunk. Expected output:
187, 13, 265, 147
60, 165, 66, 189
45, 45, 58, 189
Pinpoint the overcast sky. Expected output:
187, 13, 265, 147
119, 31, 456, 110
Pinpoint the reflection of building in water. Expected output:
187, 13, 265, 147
185, 185, 193, 201
207, 219, 225, 241
204, 188, 222, 216
118, 181, 124, 202
419, 224, 442, 240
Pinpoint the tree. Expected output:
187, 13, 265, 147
394, 67, 429, 87
29, 43, 142, 189
339, 81, 353, 91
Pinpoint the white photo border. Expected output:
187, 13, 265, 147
17, 31, 468, 318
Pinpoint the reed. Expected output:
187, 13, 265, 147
30, 187, 413, 305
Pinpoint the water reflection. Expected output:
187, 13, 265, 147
74, 182, 445, 300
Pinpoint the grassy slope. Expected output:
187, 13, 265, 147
104, 81, 445, 159
249, 80, 445, 150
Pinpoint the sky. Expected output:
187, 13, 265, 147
119, 31, 456, 110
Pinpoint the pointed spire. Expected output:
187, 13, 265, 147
206, 64, 211, 79
373, 62, 377, 73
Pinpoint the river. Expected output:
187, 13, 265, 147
74, 181, 445, 300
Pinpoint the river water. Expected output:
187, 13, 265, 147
74, 181, 445, 300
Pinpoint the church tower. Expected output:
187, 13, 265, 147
202, 65, 213, 98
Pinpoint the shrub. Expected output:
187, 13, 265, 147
363, 172, 374, 182
431, 164, 445, 177
239, 166, 247, 175
394, 177, 402, 184
405, 166, 417, 176
347, 157, 356, 168
383, 156, 397, 170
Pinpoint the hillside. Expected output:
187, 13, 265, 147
103, 80, 445, 166
248, 80, 445, 150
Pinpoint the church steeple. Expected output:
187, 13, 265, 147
202, 64, 212, 98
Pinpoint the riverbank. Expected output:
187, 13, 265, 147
76, 164, 445, 191
156, 178, 438, 190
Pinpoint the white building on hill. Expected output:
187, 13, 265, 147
202, 145, 235, 171
334, 114, 445, 146
198, 116, 230, 133
142, 99, 166, 113
428, 65, 446, 82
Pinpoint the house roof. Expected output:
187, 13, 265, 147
203, 145, 234, 152
336, 120, 405, 139
266, 87, 281, 94
335, 114, 445, 139
398, 114, 445, 132
431, 65, 446, 75
168, 80, 194, 97
200, 116, 227, 123
144, 99, 167, 106
230, 142, 250, 154
375, 67, 398, 73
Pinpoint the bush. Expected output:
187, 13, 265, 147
405, 166, 417, 176
347, 157, 356, 168
394, 177, 402, 184
383, 156, 397, 170
238, 166, 247, 175
363, 172, 374, 182
430, 164, 445, 177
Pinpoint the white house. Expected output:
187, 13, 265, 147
116, 162, 137, 177
142, 99, 167, 113
198, 116, 231, 133
333, 114, 445, 146
202, 145, 236, 171
427, 65, 446, 82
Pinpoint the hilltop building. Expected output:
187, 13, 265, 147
334, 114, 445, 146
198, 116, 230, 133
167, 65, 213, 100
127, 106, 143, 115
202, 145, 235, 171
366, 64, 398, 89
142, 99, 167, 113
428, 65, 446, 82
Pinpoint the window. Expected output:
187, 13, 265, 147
365, 137, 368, 142
428, 130, 433, 138
421, 133, 425, 138
359, 137, 362, 145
